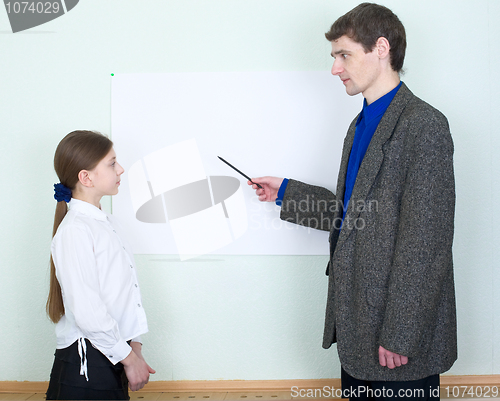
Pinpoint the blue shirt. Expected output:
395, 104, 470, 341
276, 82, 402, 218
342, 81, 402, 218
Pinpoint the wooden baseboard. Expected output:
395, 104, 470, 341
1, 375, 499, 394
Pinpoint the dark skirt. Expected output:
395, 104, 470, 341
46, 339, 129, 400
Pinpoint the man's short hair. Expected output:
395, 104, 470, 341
325, 3, 406, 73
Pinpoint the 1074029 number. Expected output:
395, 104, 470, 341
5, 2, 60, 14
444, 386, 499, 398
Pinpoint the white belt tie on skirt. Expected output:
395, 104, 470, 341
77, 337, 89, 381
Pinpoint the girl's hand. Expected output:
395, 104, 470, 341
131, 341, 156, 372
121, 349, 156, 391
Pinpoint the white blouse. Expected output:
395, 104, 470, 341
51, 198, 148, 372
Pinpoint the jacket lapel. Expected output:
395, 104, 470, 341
328, 116, 357, 250
333, 83, 414, 252
335, 119, 357, 213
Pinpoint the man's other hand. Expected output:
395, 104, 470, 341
378, 346, 408, 369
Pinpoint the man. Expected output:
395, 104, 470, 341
250, 3, 457, 400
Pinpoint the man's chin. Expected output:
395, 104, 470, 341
345, 86, 361, 97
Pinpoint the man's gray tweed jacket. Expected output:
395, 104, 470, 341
280, 83, 457, 381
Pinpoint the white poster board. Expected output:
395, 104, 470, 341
112, 71, 361, 257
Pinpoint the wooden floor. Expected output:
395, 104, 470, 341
1, 393, 500, 401
0, 393, 313, 401
2, 375, 500, 400
0, 392, 326, 400
1, 392, 500, 400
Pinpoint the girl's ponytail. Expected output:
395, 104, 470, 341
46, 131, 113, 324
46, 201, 67, 323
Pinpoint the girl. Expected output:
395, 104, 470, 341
46, 130, 155, 400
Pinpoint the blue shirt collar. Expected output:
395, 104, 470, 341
356, 81, 402, 126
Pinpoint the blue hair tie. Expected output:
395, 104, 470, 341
54, 183, 72, 203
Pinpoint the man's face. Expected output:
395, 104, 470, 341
330, 35, 382, 100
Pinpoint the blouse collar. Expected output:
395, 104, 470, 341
68, 198, 108, 222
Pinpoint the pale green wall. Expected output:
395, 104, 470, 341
0, 0, 498, 381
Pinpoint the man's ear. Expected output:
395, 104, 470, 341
78, 170, 93, 188
375, 37, 391, 59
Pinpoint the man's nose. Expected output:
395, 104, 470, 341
331, 59, 343, 76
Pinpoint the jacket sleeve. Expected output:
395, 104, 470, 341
279, 179, 339, 232
378, 112, 455, 357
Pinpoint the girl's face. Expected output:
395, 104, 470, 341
89, 147, 124, 198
